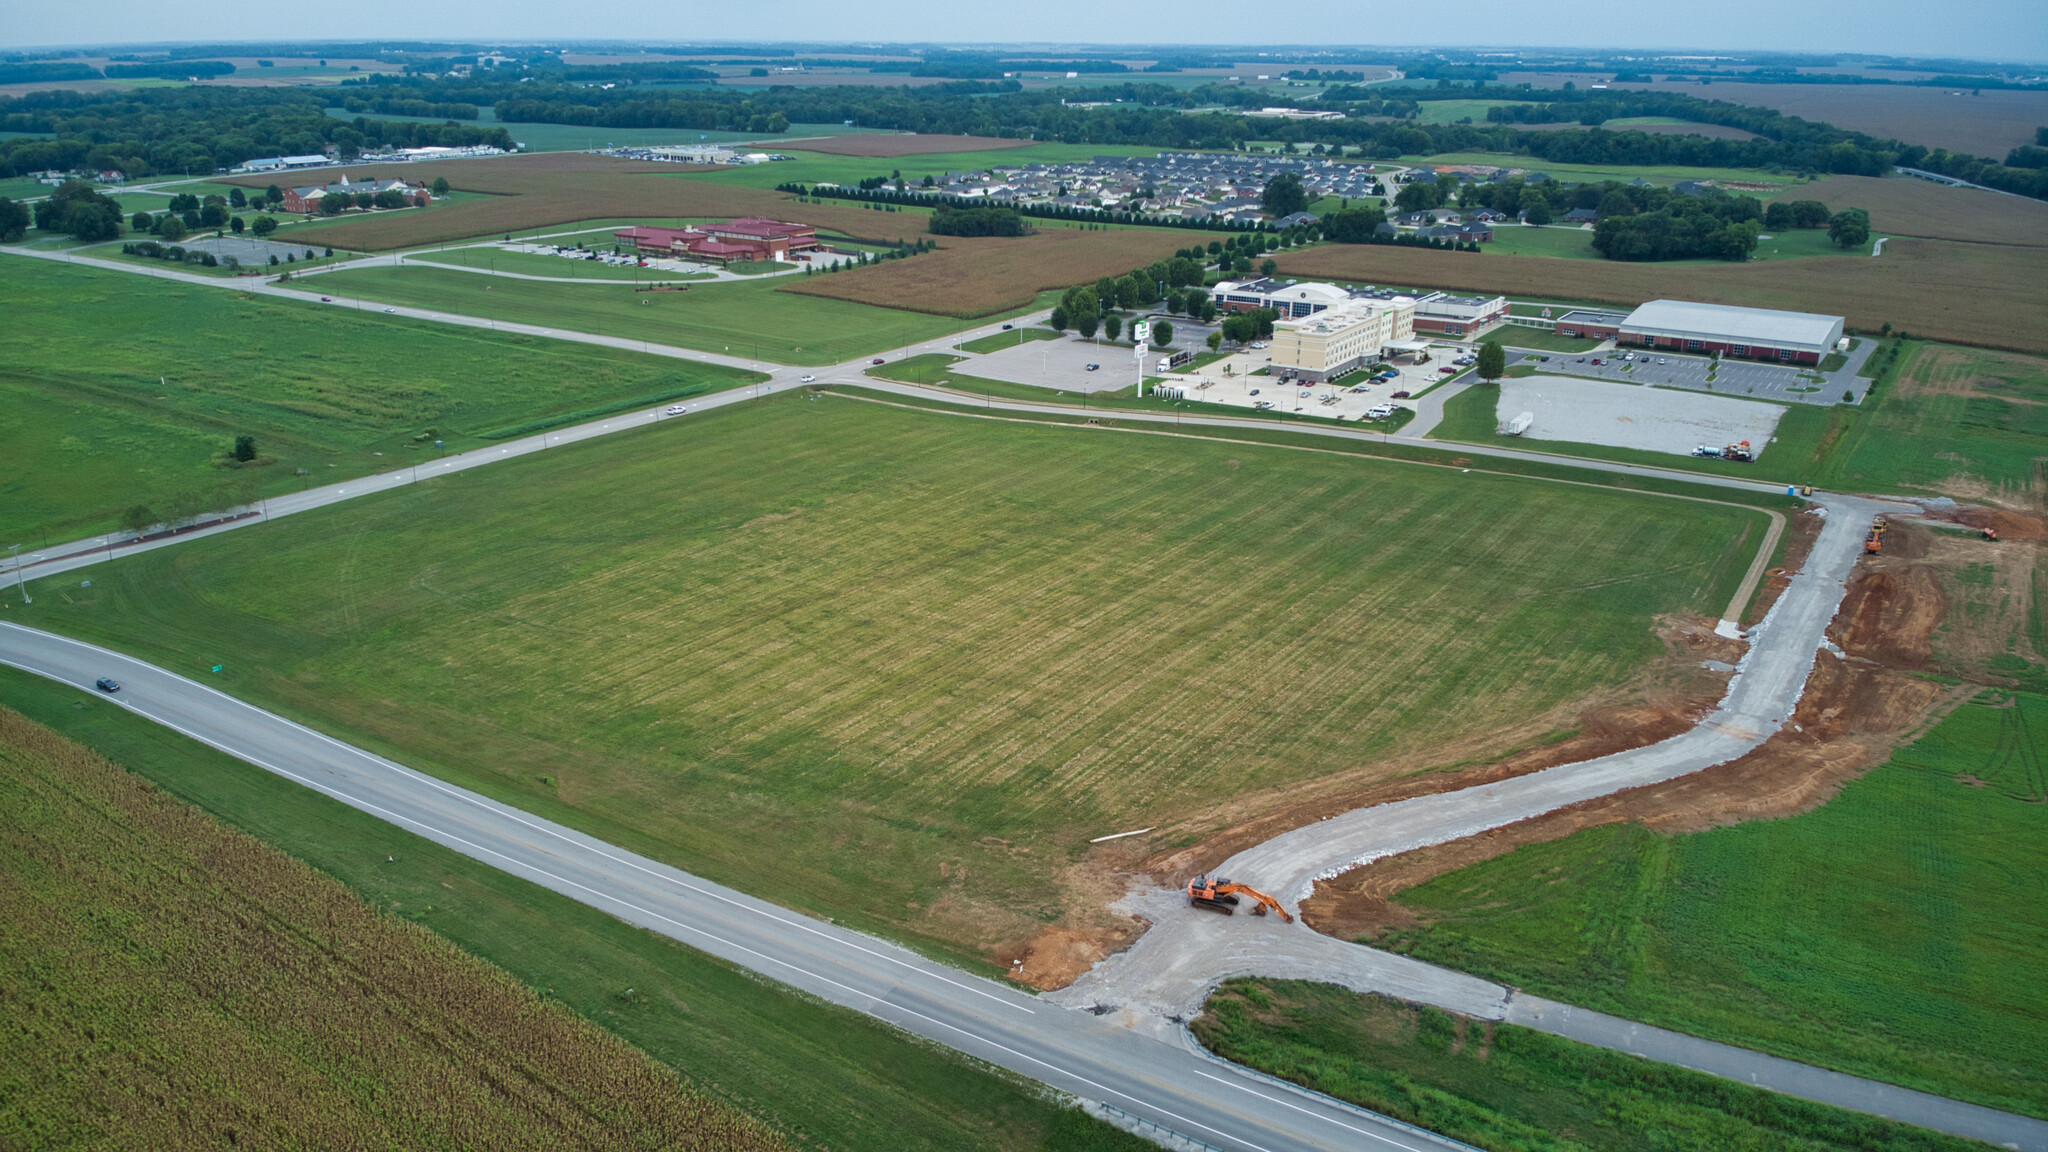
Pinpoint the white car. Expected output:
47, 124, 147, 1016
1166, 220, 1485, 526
665, 404, 688, 415
1366, 404, 1397, 419
800, 374, 816, 383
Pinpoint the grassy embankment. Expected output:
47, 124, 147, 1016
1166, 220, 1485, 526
9, 398, 1768, 968
0, 669, 1147, 1152
1196, 980, 2001, 1152
1371, 688, 2048, 1119
0, 700, 789, 1151
291, 264, 986, 364
1431, 341, 2048, 501
0, 259, 763, 543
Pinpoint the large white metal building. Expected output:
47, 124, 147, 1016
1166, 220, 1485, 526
1617, 300, 1845, 365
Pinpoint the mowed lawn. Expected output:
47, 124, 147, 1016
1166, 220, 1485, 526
1374, 690, 2048, 1118
0, 259, 762, 542
1816, 341, 2048, 503
19, 399, 1766, 962
292, 265, 983, 364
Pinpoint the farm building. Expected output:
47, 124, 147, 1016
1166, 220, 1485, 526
613, 218, 819, 264
1617, 300, 1845, 364
1267, 297, 1418, 382
1411, 292, 1508, 337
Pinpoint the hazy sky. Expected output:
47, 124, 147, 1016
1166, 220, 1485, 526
9, 0, 2044, 64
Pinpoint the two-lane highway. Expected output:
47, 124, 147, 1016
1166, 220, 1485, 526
0, 621, 1475, 1152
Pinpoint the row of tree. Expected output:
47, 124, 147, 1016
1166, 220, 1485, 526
927, 205, 1029, 237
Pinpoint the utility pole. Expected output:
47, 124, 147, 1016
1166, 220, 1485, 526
8, 544, 28, 604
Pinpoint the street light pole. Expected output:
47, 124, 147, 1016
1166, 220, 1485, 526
8, 544, 28, 604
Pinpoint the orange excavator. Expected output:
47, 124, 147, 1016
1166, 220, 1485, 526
1186, 874, 1294, 923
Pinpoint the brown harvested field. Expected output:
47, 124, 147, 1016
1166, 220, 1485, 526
782, 133, 1037, 157
1770, 174, 2048, 247
229, 152, 904, 251
1495, 73, 2048, 157
1276, 237, 2048, 354
0, 704, 786, 1151
779, 224, 1188, 316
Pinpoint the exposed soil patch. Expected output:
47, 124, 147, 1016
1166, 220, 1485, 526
1945, 505, 2048, 541
1830, 562, 1943, 668
986, 843, 1151, 990
1743, 508, 1825, 627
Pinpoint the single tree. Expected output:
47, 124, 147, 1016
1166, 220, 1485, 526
131, 210, 155, 232
228, 186, 247, 208
1152, 320, 1173, 347
233, 434, 257, 462
250, 215, 277, 237
1762, 201, 1793, 231
156, 215, 188, 242
230, 216, 244, 235
119, 505, 157, 535
1827, 207, 1871, 249
1259, 258, 1278, 277
1048, 306, 1069, 332
1207, 331, 1223, 351
1475, 339, 1507, 383
1075, 310, 1099, 339
264, 184, 284, 206
1520, 198, 1553, 225
431, 176, 450, 197
1260, 172, 1308, 218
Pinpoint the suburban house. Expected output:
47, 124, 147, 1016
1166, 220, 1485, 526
280, 176, 430, 214
1416, 222, 1494, 243
612, 218, 819, 264
1563, 207, 1600, 224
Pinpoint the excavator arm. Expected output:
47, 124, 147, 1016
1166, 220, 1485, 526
1185, 874, 1295, 923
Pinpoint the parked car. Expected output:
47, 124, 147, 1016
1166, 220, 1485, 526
800, 374, 816, 383
1248, 389, 1260, 396
1590, 358, 1602, 365
1390, 390, 1411, 399
1366, 404, 1396, 419
1657, 358, 1668, 365
1439, 366, 1457, 374
1254, 400, 1274, 409
1085, 363, 1099, 371
94, 678, 119, 693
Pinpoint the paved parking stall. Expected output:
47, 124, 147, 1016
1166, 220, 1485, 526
1503, 338, 1876, 406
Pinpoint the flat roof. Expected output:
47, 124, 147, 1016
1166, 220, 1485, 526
1556, 309, 1629, 325
1622, 300, 1844, 351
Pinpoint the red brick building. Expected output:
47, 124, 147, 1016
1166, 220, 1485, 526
613, 218, 818, 264
281, 176, 430, 214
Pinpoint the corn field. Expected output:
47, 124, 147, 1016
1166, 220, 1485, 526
0, 705, 788, 1151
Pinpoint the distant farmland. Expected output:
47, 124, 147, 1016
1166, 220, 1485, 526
780, 223, 1189, 316
232, 152, 907, 251
0, 704, 786, 1151
1277, 238, 2048, 355
1769, 174, 2048, 248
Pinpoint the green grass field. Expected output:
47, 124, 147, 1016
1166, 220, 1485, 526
12, 397, 1767, 964
958, 327, 1062, 354
0, 259, 763, 543
699, 143, 1160, 193
1480, 223, 1875, 264
1402, 153, 1807, 192
1486, 326, 1603, 353
292, 263, 982, 365
1373, 689, 2048, 1118
407, 246, 717, 281
1812, 341, 2048, 502
1414, 100, 1539, 125
0, 665, 1147, 1152
1197, 981, 1996, 1152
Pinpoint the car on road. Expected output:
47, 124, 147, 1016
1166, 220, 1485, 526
1390, 390, 1411, 399
1001, 324, 1013, 330
94, 678, 120, 693
1085, 363, 1099, 371
665, 404, 688, 415
320, 296, 332, 302
800, 374, 816, 383
383, 307, 396, 313
872, 358, 885, 365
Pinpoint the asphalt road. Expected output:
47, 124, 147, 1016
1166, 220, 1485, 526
0, 621, 1475, 1152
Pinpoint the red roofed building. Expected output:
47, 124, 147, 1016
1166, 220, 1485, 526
613, 218, 818, 264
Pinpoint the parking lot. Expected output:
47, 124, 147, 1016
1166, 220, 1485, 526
1498, 376, 1787, 457
173, 236, 330, 265
1506, 344, 1870, 407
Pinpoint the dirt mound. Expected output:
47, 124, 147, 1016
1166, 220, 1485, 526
1949, 506, 2048, 541
1831, 565, 1944, 668
1303, 653, 1959, 941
